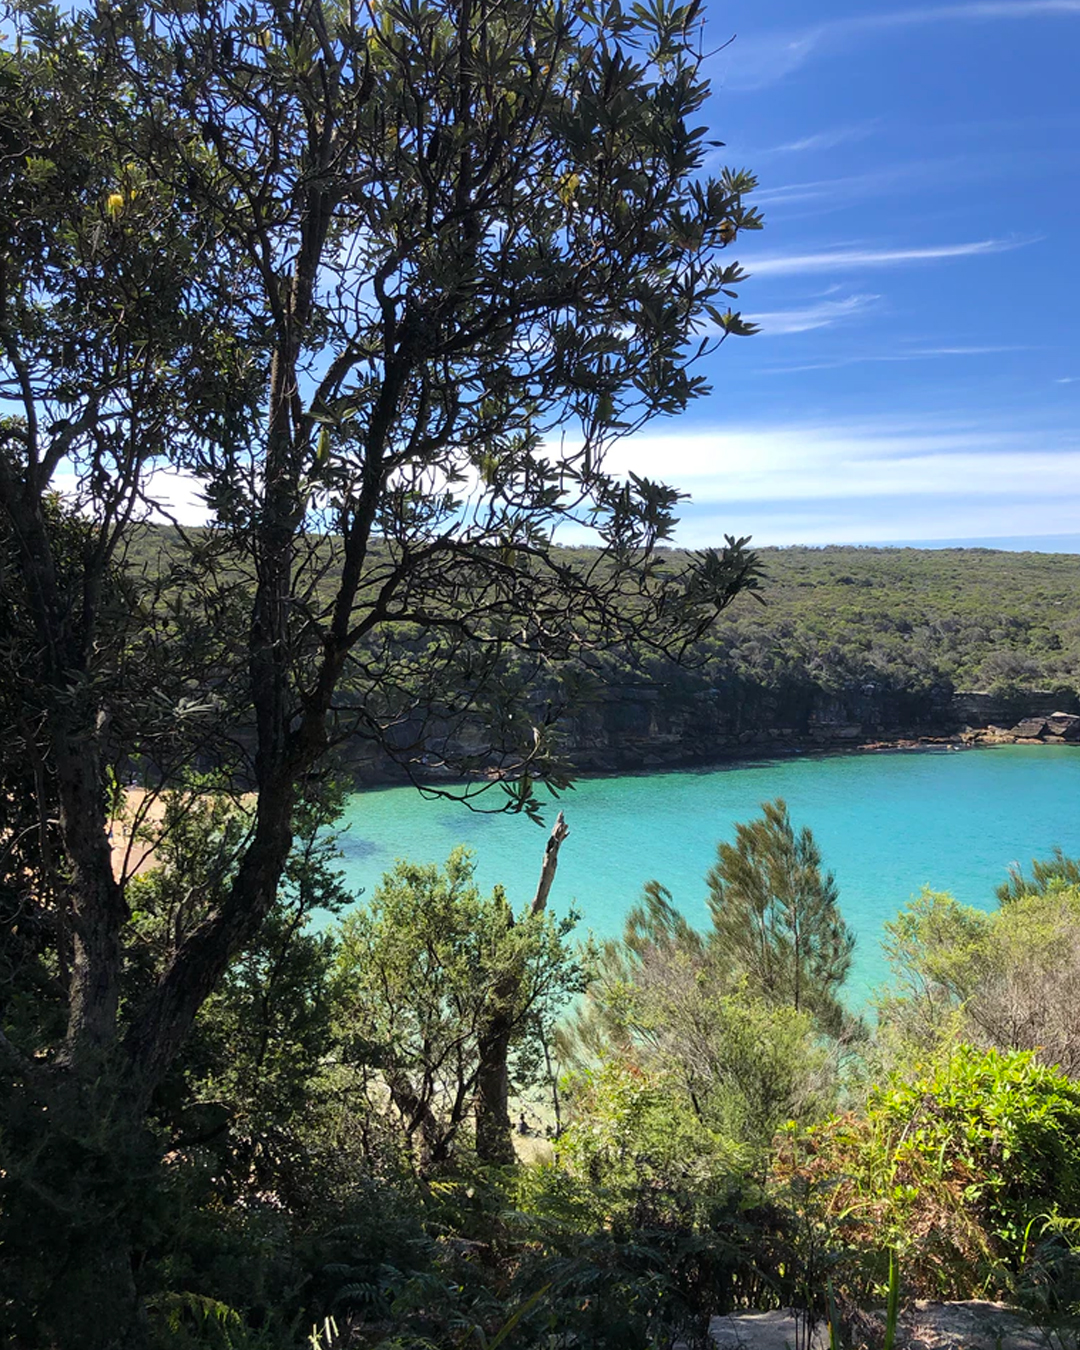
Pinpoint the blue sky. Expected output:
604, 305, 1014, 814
52, 3, 1078, 550
607, 0, 1080, 547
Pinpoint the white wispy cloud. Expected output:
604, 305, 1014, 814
583, 414, 1080, 545
748, 293, 879, 335
744, 238, 1027, 277
723, 1, 1080, 89
687, 498, 1080, 548
922, 345, 1029, 355
753, 150, 1075, 216
758, 345, 1031, 373
764, 123, 878, 155
754, 157, 992, 209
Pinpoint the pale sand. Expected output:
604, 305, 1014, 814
109, 787, 168, 880
109, 787, 254, 881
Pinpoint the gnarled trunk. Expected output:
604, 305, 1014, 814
474, 811, 568, 1163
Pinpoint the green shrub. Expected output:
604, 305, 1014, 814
873, 1046, 1080, 1269
878, 884, 1080, 1076
793, 1044, 1080, 1302
552, 1059, 752, 1231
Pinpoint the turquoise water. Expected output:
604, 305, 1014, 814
335, 746, 1080, 1005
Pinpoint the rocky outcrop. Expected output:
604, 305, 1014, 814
962, 709, 1080, 746
705, 1301, 1075, 1350
342, 681, 1080, 785
541, 679, 959, 774
951, 688, 1079, 727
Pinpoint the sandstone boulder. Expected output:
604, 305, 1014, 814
702, 1301, 1074, 1350
1046, 711, 1080, 740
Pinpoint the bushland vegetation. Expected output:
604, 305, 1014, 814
0, 0, 763, 1341
555, 541, 1080, 753
2, 0, 1079, 1344
8, 777, 1080, 1346
121, 530, 1080, 731
702, 544, 1080, 698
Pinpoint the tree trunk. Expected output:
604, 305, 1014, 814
386, 1068, 452, 1171
1, 1064, 156, 1350
475, 1022, 515, 1164
530, 811, 570, 921
474, 812, 568, 1164
48, 1221, 146, 1350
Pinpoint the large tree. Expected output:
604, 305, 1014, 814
0, 0, 760, 1341
706, 798, 854, 1032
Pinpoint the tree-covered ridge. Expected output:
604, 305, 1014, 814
698, 544, 1080, 696
121, 529, 1080, 700
107, 531, 1080, 782
121, 530, 1080, 700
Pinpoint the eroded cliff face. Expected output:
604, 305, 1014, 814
341, 680, 1080, 784
342, 678, 956, 781
543, 678, 958, 772
951, 689, 1079, 727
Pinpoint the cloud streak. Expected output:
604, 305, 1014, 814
744, 238, 1028, 277
725, 1, 1080, 88
748, 293, 879, 334
754, 150, 1077, 218
757, 345, 1032, 374
763, 123, 879, 155
585, 414, 1080, 544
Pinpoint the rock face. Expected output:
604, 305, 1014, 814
703, 1301, 1075, 1350
343, 681, 1080, 785
446, 680, 959, 777
961, 709, 1080, 747
705, 1308, 830, 1349
951, 689, 1076, 727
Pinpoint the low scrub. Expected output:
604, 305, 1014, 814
780, 1044, 1080, 1310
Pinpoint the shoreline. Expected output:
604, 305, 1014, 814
112, 723, 1079, 865
111, 786, 256, 881
351, 723, 1078, 795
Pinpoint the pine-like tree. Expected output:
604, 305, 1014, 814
706, 799, 854, 1033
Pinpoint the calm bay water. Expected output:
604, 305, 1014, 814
336, 746, 1080, 1005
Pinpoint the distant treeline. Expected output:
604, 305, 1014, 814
401, 543, 1080, 775
123, 530, 1080, 778
702, 543, 1080, 696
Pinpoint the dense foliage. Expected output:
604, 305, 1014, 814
794, 1045, 1080, 1306
0, 0, 765, 1341
333, 848, 585, 1168
706, 799, 854, 1033
704, 544, 1080, 697
536, 542, 1080, 767
115, 535, 1080, 770
877, 882, 1080, 1075
6, 763, 1080, 1346
2, 0, 1080, 1341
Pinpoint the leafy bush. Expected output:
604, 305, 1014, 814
879, 883, 1080, 1075
498, 1060, 805, 1347
333, 848, 584, 1170
788, 1044, 1080, 1303
551, 1059, 751, 1231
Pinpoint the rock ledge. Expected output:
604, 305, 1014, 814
703, 1300, 1076, 1350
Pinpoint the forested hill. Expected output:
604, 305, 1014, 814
704, 543, 1080, 695
480, 543, 1080, 775
125, 530, 1080, 778
329, 541, 1080, 779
